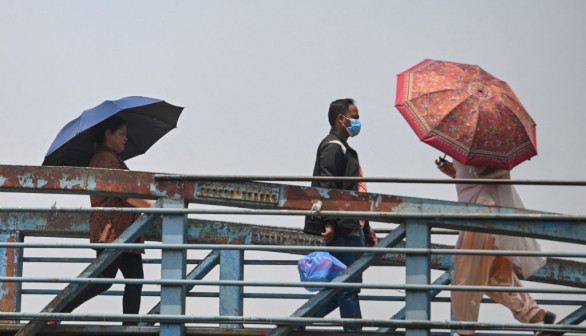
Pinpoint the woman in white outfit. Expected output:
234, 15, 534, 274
436, 158, 555, 336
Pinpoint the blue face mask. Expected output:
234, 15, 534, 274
342, 115, 361, 137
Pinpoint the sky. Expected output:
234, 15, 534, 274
1, 0, 585, 330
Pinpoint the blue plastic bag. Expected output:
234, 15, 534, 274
298, 251, 347, 292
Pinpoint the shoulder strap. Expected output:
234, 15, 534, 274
327, 140, 347, 155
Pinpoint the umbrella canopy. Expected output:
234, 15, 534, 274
395, 59, 537, 170
43, 96, 183, 167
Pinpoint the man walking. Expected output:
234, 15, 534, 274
304, 98, 376, 332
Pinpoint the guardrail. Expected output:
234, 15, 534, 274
0, 164, 584, 336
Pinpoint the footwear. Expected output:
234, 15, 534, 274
543, 311, 556, 324
534, 311, 556, 336
530, 309, 556, 324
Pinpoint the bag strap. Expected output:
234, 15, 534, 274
327, 140, 347, 155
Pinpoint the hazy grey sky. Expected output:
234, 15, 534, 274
1, 0, 584, 328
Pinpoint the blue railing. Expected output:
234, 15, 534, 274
0, 165, 584, 336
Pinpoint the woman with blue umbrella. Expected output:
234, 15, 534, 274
43, 97, 183, 325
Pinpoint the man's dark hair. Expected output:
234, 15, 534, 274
93, 115, 127, 145
328, 98, 355, 126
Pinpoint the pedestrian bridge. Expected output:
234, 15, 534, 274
0, 164, 584, 336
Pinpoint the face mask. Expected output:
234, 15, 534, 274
341, 115, 362, 137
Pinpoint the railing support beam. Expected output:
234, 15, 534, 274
160, 198, 187, 336
219, 250, 244, 328
405, 221, 430, 336
378, 271, 451, 333
142, 250, 220, 326
0, 230, 23, 322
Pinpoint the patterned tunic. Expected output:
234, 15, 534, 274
88, 147, 143, 253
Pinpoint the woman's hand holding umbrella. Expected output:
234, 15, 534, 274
435, 157, 455, 178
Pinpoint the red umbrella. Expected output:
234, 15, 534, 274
395, 59, 537, 170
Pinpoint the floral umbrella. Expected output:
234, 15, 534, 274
395, 59, 537, 170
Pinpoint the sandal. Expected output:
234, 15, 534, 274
534, 311, 556, 336
543, 311, 556, 324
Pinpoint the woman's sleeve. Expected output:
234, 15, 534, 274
89, 151, 124, 170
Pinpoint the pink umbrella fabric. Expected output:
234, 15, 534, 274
395, 59, 537, 170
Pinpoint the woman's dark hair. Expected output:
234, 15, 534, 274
328, 98, 355, 126
93, 115, 127, 145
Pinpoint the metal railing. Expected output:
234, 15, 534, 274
0, 164, 584, 336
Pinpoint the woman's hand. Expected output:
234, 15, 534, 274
435, 159, 456, 178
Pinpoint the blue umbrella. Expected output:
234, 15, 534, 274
43, 96, 184, 167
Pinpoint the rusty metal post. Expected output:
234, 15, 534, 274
0, 230, 23, 322
405, 221, 431, 336
219, 249, 244, 328
159, 198, 187, 336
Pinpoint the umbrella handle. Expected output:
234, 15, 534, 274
438, 154, 447, 163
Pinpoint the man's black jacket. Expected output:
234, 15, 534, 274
304, 131, 361, 236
